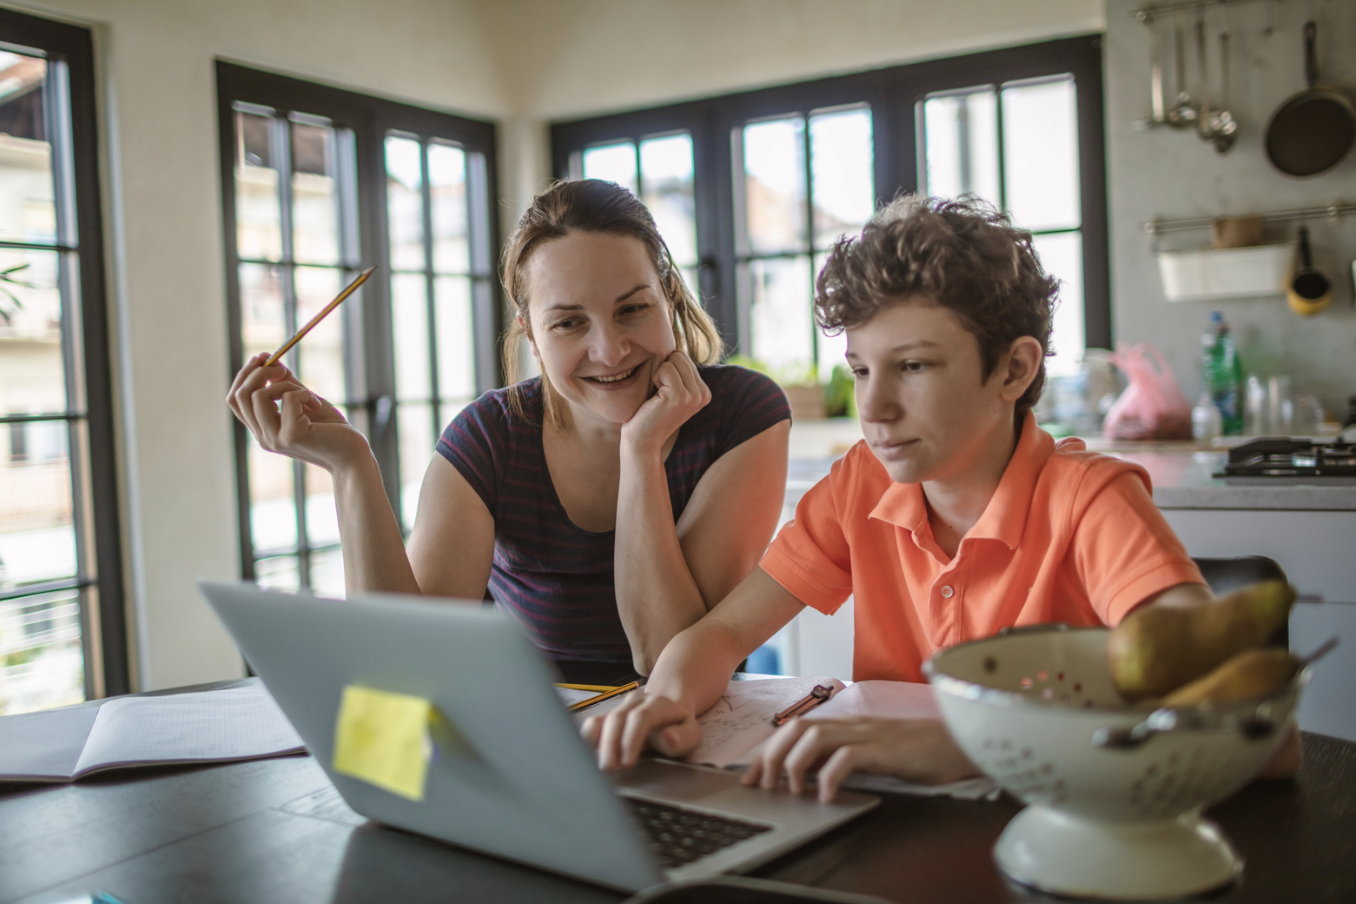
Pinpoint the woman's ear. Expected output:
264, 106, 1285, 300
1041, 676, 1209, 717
1000, 336, 1043, 402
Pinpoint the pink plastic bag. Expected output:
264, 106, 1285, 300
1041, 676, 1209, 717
1102, 343, 1193, 441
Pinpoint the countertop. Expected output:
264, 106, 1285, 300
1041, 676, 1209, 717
787, 418, 1356, 511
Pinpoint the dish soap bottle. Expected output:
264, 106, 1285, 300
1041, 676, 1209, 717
1202, 312, 1243, 435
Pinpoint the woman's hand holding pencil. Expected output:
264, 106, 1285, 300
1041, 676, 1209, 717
226, 267, 375, 473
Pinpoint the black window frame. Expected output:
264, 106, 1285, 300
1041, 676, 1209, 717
216, 62, 501, 586
0, 7, 126, 700
551, 35, 1109, 356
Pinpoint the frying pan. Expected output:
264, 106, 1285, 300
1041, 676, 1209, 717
1264, 21, 1356, 177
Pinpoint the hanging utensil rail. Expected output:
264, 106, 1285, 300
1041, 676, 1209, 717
1144, 200, 1356, 236
1132, 0, 1268, 24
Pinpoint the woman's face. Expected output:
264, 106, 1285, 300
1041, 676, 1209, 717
523, 231, 677, 429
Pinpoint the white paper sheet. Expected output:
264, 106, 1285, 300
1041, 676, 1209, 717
0, 705, 99, 780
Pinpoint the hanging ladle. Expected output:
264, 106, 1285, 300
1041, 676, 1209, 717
1196, 17, 1237, 153
1166, 9, 1199, 129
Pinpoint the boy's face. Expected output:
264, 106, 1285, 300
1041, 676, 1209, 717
845, 299, 1020, 487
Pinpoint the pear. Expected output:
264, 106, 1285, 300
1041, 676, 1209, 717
1107, 581, 1296, 702
1161, 648, 1298, 707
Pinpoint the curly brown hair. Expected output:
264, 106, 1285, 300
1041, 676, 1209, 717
501, 179, 723, 425
814, 195, 1057, 417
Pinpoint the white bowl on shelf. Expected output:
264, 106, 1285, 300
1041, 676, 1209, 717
923, 625, 1304, 901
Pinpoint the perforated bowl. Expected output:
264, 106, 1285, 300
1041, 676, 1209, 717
923, 625, 1304, 901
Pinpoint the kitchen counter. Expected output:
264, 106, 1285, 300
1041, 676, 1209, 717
786, 418, 1356, 511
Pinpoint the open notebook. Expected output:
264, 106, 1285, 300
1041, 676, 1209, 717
0, 680, 304, 783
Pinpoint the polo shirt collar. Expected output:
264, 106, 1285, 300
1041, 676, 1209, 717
867, 412, 1055, 550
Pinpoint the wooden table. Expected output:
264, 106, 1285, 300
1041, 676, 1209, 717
1, 715, 1352, 904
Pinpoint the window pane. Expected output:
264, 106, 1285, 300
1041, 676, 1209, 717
239, 263, 285, 359
392, 273, 431, 402
305, 463, 338, 546
1003, 77, 1080, 231
922, 89, 998, 206
435, 276, 475, 402
810, 108, 873, 248
0, 588, 84, 715
581, 143, 637, 195
0, 52, 55, 247
640, 134, 696, 267
0, 247, 64, 411
249, 436, 297, 551
1033, 232, 1085, 376
748, 256, 813, 374
235, 110, 282, 261
255, 555, 300, 591
0, 433, 75, 585
397, 402, 433, 533
743, 118, 807, 253
386, 135, 424, 271
428, 143, 468, 274
293, 266, 346, 402
813, 252, 848, 380
309, 548, 345, 598
290, 121, 340, 265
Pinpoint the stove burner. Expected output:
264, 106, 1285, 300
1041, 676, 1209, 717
1216, 438, 1356, 478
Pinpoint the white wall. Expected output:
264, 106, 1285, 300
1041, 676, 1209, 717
1104, 0, 1356, 416
6, 0, 509, 690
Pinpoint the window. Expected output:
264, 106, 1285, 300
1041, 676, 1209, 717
0, 9, 125, 714
552, 37, 1108, 377
569, 134, 700, 300
217, 64, 500, 596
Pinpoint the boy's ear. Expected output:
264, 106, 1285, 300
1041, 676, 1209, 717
999, 336, 1043, 402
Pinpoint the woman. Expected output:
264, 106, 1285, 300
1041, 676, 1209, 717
227, 180, 791, 683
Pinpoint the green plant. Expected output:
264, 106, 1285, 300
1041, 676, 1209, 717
0, 263, 36, 325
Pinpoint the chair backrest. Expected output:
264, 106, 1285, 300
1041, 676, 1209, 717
1191, 556, 1289, 647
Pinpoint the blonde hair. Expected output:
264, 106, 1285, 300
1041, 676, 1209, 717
501, 179, 722, 425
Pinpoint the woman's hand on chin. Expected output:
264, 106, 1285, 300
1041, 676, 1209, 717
620, 351, 711, 457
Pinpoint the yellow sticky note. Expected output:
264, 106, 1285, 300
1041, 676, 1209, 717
333, 685, 435, 801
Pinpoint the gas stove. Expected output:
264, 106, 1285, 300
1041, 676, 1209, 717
1215, 437, 1356, 478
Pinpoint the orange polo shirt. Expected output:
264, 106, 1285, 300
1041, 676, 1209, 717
761, 413, 1205, 682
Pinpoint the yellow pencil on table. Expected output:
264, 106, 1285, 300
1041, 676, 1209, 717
567, 680, 640, 713
263, 266, 376, 367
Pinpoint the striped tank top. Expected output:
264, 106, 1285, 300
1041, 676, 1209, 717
436, 365, 791, 666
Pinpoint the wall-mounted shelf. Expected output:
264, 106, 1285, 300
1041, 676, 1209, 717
1144, 200, 1356, 237
1155, 243, 1291, 301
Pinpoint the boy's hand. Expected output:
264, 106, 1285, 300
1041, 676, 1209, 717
580, 690, 702, 770
741, 716, 980, 803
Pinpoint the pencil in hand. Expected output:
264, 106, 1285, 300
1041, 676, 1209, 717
264, 266, 376, 368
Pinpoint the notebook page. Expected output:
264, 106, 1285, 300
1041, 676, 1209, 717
73, 683, 305, 776
0, 705, 99, 780
686, 676, 846, 768
803, 680, 941, 720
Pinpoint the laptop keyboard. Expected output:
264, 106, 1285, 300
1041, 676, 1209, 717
624, 797, 773, 869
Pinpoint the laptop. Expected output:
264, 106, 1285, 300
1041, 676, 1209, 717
199, 581, 878, 892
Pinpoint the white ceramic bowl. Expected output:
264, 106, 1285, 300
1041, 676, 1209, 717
923, 625, 1303, 901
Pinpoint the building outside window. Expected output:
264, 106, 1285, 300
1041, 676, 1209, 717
0, 9, 124, 714
217, 64, 499, 595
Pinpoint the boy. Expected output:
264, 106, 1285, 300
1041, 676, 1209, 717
585, 196, 1292, 800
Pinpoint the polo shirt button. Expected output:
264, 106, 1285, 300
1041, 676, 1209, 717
940, 585, 954, 599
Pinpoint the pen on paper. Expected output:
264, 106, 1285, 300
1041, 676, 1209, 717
568, 680, 640, 713
264, 266, 376, 367
771, 684, 833, 727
